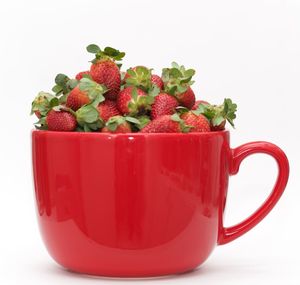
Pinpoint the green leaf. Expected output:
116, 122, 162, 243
52, 85, 63, 94
55, 73, 69, 85
171, 113, 182, 122
212, 116, 225, 127
86, 44, 101, 54
148, 85, 160, 97
131, 87, 138, 101
125, 116, 140, 124
76, 104, 99, 124
67, 79, 78, 89
49, 97, 59, 108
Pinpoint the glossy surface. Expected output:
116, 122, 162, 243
32, 131, 289, 277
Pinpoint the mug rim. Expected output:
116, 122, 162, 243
31, 130, 229, 137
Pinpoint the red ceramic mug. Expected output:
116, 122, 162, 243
32, 130, 289, 277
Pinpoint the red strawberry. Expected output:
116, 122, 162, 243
176, 87, 195, 109
192, 100, 210, 110
87, 45, 125, 100
151, 74, 164, 90
66, 78, 106, 111
117, 86, 148, 115
97, 100, 120, 122
66, 86, 90, 111
75, 71, 90, 80
46, 109, 77, 131
150, 93, 179, 119
162, 62, 196, 109
101, 115, 132, 133
141, 114, 191, 133
181, 112, 210, 132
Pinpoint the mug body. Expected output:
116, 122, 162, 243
32, 131, 230, 277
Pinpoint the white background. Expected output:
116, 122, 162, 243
0, 0, 299, 284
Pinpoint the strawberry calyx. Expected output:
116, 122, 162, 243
76, 103, 104, 132
52, 73, 78, 97
86, 44, 125, 64
125, 66, 152, 91
193, 98, 237, 129
31, 92, 59, 117
105, 115, 140, 132
127, 87, 154, 115
170, 113, 193, 133
78, 78, 107, 106
162, 62, 195, 96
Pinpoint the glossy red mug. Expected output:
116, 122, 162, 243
32, 130, 289, 277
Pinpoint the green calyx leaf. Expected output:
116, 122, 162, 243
125, 116, 141, 125
79, 78, 106, 106
106, 115, 126, 131
30, 92, 58, 116
86, 44, 101, 54
125, 66, 152, 91
52, 73, 78, 96
162, 62, 195, 96
34, 116, 47, 130
87, 44, 125, 62
134, 116, 151, 130
194, 99, 237, 129
171, 113, 193, 133
76, 104, 103, 131
148, 85, 160, 98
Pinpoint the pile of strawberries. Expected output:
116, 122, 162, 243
31, 44, 237, 133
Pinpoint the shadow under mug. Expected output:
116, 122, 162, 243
32, 130, 289, 277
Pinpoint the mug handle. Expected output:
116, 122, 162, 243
218, 141, 289, 245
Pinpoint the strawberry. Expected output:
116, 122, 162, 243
193, 98, 237, 131
181, 112, 210, 132
162, 62, 196, 109
117, 86, 150, 115
66, 86, 90, 111
151, 74, 164, 90
192, 100, 209, 110
31, 92, 59, 118
87, 44, 125, 100
66, 78, 106, 111
150, 93, 179, 119
101, 115, 139, 133
141, 114, 192, 133
46, 109, 77, 131
97, 100, 120, 122
75, 71, 90, 80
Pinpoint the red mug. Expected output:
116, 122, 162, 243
32, 130, 289, 277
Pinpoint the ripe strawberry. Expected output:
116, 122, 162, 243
151, 74, 164, 90
97, 100, 120, 122
193, 98, 237, 131
87, 44, 125, 100
117, 86, 149, 115
66, 86, 90, 111
46, 109, 77, 131
162, 62, 196, 109
101, 115, 132, 133
192, 100, 210, 110
181, 112, 210, 132
176, 87, 195, 109
66, 78, 106, 111
150, 93, 179, 119
141, 114, 191, 133
75, 71, 90, 80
